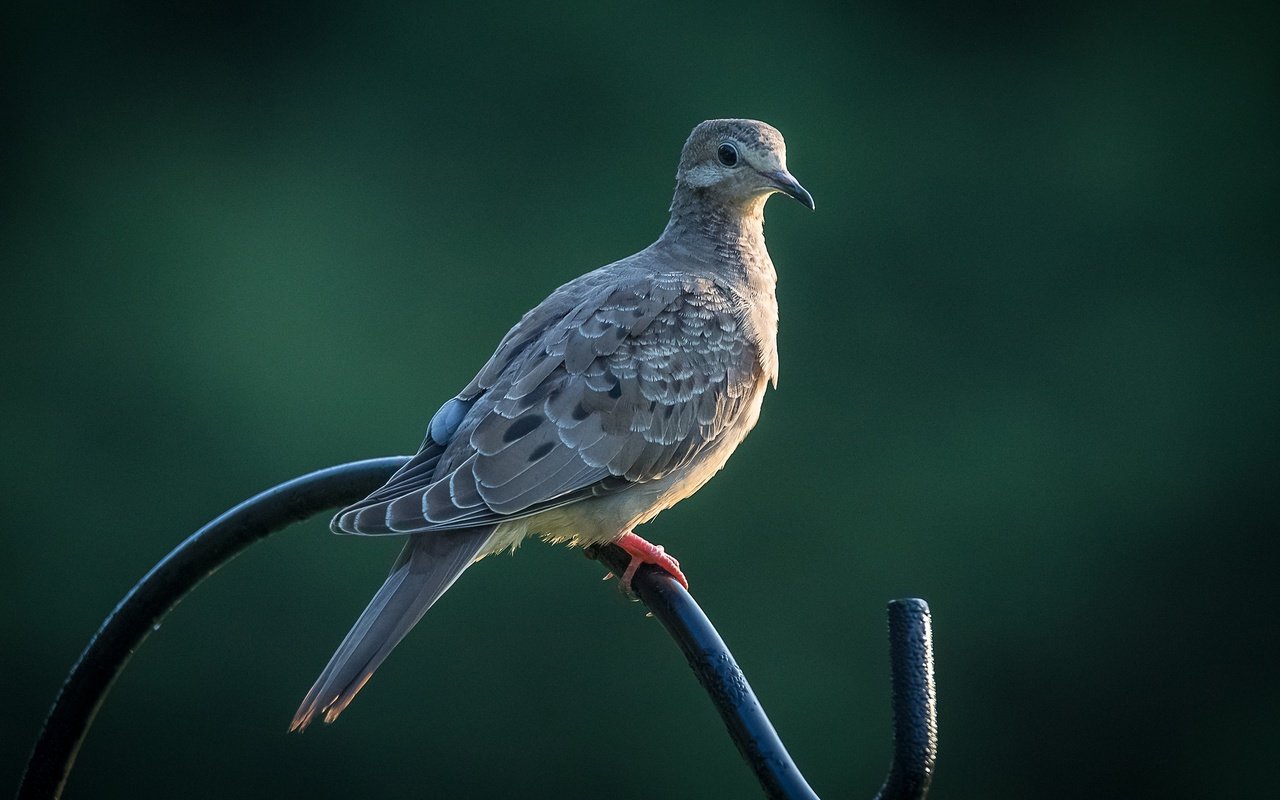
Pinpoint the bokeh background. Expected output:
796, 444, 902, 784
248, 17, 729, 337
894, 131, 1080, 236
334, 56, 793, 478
3, 2, 1276, 798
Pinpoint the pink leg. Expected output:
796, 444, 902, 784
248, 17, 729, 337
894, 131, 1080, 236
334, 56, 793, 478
616, 531, 689, 593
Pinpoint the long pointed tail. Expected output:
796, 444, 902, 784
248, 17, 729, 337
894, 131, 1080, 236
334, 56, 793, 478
290, 527, 494, 731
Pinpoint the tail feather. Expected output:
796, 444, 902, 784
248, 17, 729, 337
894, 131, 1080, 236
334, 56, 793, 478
290, 527, 494, 731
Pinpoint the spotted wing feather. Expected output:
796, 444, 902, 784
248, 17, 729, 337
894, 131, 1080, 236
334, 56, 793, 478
333, 272, 759, 535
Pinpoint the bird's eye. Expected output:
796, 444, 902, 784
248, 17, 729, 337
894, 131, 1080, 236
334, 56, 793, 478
717, 143, 738, 167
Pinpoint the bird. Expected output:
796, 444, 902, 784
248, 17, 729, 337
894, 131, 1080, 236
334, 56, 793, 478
289, 118, 813, 732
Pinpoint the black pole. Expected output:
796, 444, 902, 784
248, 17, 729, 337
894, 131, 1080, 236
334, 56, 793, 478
19, 457, 938, 800
17, 457, 408, 800
874, 599, 937, 800
585, 544, 821, 800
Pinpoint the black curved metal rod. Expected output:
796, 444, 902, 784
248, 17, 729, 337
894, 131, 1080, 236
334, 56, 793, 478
584, 549, 937, 800
874, 599, 937, 800
585, 544, 821, 799
17, 457, 409, 800
19, 457, 938, 800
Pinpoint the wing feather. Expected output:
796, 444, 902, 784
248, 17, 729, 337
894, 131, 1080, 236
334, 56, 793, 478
333, 272, 762, 535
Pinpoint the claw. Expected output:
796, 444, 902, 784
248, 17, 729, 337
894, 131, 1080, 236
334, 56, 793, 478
615, 531, 690, 594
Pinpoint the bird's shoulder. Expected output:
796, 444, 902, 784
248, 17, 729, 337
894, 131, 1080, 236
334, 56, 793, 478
331, 246, 777, 533
460, 250, 752, 402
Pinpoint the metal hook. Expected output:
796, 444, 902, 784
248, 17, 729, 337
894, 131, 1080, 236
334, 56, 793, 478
18, 457, 938, 799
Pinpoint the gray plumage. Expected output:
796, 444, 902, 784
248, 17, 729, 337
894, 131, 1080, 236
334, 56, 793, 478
291, 119, 812, 731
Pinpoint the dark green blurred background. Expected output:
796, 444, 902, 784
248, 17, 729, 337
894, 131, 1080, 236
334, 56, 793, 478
3, 2, 1277, 797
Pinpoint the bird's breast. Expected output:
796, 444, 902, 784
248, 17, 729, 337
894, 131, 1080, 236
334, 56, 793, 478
624, 368, 772, 524
732, 276, 780, 387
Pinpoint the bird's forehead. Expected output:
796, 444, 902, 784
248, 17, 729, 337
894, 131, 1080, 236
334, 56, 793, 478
684, 119, 786, 158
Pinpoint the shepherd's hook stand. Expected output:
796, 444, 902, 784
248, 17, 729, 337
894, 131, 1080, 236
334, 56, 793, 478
17, 457, 938, 800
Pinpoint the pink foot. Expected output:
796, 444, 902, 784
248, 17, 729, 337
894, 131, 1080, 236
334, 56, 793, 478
616, 531, 689, 593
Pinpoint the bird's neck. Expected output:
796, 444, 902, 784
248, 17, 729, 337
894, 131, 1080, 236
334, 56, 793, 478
660, 187, 772, 278
660, 185, 780, 387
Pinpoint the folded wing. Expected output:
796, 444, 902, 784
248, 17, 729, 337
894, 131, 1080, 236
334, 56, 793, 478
334, 272, 760, 535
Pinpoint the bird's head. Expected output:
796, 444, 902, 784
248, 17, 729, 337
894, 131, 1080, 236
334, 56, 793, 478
674, 119, 814, 212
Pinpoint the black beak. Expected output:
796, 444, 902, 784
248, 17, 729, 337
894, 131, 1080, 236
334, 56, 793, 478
764, 170, 815, 210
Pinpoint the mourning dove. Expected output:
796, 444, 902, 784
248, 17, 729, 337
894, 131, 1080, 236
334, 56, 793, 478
291, 119, 813, 731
